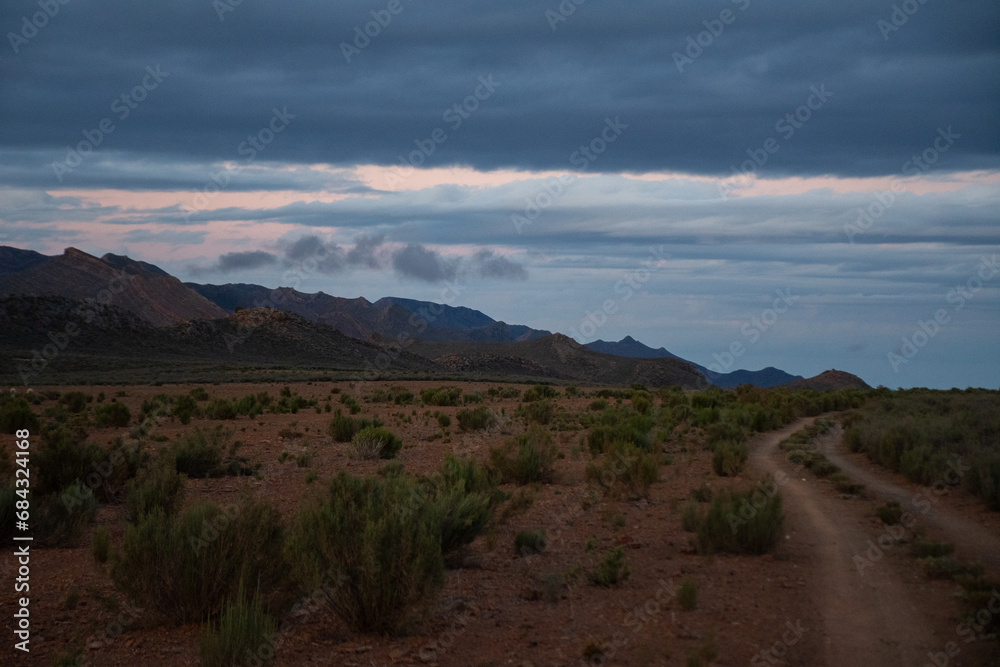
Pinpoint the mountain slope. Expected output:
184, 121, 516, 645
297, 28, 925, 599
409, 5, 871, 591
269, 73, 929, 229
780, 370, 871, 391
409, 334, 707, 388
0, 246, 227, 326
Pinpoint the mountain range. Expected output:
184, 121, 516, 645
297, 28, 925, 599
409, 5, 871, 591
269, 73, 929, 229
0, 246, 868, 389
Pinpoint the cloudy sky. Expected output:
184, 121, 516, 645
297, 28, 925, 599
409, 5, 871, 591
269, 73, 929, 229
1, 0, 998, 389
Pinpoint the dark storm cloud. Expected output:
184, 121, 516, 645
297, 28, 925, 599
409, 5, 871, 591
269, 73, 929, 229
391, 243, 458, 282
470, 249, 528, 280
216, 250, 278, 272
1, 0, 996, 183
281, 235, 345, 273
346, 233, 387, 268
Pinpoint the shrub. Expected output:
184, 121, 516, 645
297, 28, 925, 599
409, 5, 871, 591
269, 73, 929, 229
34, 482, 97, 547
173, 394, 199, 424
584, 441, 658, 498
420, 387, 462, 407
436, 414, 451, 429
711, 440, 748, 477
456, 406, 496, 431
200, 586, 276, 667
588, 546, 630, 587
515, 530, 546, 556
876, 501, 903, 525
677, 576, 698, 610
171, 426, 254, 478
681, 499, 701, 532
911, 538, 955, 559
690, 484, 713, 502
284, 471, 444, 633
33, 425, 104, 497
60, 391, 90, 413
327, 410, 383, 443
349, 426, 402, 460
589, 399, 607, 412
124, 464, 185, 523
519, 400, 555, 425
693, 485, 784, 555
92, 526, 110, 564
111, 496, 287, 623
0, 397, 41, 434
489, 427, 557, 484
205, 398, 236, 420
522, 385, 557, 402
190, 387, 210, 401
94, 401, 131, 428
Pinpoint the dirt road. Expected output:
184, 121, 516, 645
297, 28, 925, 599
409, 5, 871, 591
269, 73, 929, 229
747, 418, 997, 667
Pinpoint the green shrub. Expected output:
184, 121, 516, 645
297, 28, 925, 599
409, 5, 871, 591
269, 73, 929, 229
690, 484, 713, 502
711, 440, 748, 477
876, 501, 903, 525
171, 426, 254, 478
327, 410, 383, 442
33, 425, 104, 497
190, 387, 210, 401
349, 426, 402, 460
589, 399, 608, 412
205, 398, 237, 420
173, 394, 199, 424
462, 391, 483, 405
420, 387, 462, 406
284, 471, 444, 633
436, 413, 451, 429
94, 401, 131, 428
519, 400, 555, 425
588, 546, 630, 587
60, 391, 90, 413
584, 441, 658, 498
919, 556, 983, 581
125, 464, 185, 523
456, 406, 496, 431
200, 586, 276, 667
522, 385, 557, 402
515, 530, 546, 556
911, 538, 955, 559
91, 526, 110, 564
681, 499, 701, 532
111, 496, 287, 623
677, 576, 698, 610
489, 427, 557, 484
0, 397, 41, 434
34, 482, 97, 547
693, 485, 784, 555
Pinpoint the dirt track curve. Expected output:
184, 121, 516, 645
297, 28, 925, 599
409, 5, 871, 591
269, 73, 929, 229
747, 417, 998, 667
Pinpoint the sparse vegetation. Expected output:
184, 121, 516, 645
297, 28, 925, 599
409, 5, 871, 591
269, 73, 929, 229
687, 485, 784, 555
489, 426, 557, 484
456, 405, 496, 431
588, 546, 630, 587
349, 426, 402, 460
515, 530, 547, 556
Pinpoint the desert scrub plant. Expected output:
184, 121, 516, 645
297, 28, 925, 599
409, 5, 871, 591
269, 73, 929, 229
911, 538, 955, 559
711, 439, 748, 477
436, 413, 451, 429
0, 396, 41, 434
522, 384, 558, 402
692, 484, 784, 555
200, 585, 276, 667
876, 500, 903, 525
204, 397, 237, 420
33, 424, 104, 497
111, 496, 287, 623
349, 426, 402, 460
93, 400, 131, 428
284, 471, 445, 633
327, 410, 383, 442
681, 499, 701, 533
91, 526, 111, 564
124, 463, 185, 523
34, 481, 97, 547
420, 455, 498, 555
588, 546, 630, 587
677, 576, 698, 610
456, 405, 496, 431
171, 425, 256, 478
515, 530, 547, 556
488, 426, 557, 484
419, 386, 462, 406
584, 440, 659, 498
518, 399, 555, 425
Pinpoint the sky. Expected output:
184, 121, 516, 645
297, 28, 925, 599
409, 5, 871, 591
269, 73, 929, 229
1, 0, 998, 390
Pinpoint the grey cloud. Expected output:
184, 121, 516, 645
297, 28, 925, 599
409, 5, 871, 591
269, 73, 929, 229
392, 243, 458, 282
470, 249, 527, 280
282, 235, 345, 273
216, 251, 278, 272
346, 233, 387, 268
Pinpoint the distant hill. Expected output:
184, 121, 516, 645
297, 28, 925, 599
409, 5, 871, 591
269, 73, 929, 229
0, 296, 434, 383
409, 334, 708, 388
0, 246, 227, 326
187, 282, 552, 343
780, 369, 871, 391
584, 336, 803, 388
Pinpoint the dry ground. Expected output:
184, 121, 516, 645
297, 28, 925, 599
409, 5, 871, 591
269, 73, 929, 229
2, 382, 997, 666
